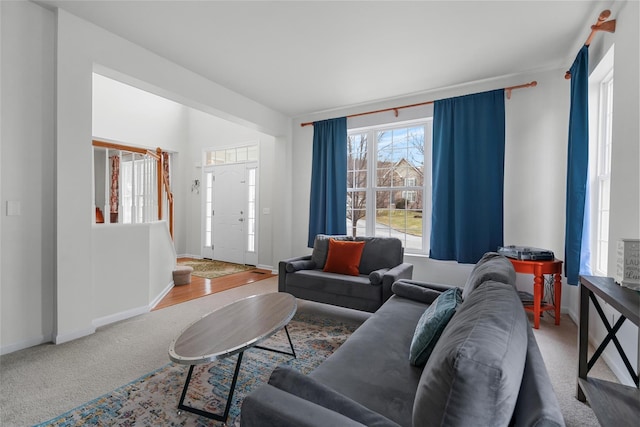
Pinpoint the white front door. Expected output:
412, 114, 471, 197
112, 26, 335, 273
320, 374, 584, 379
202, 162, 258, 265
212, 164, 246, 264
202, 164, 248, 264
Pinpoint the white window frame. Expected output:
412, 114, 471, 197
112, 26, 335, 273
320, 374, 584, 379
121, 153, 158, 225
588, 46, 614, 276
347, 119, 432, 254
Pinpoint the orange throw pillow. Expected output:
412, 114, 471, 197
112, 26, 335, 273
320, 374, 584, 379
323, 238, 366, 276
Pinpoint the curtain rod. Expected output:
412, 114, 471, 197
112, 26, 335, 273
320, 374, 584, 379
300, 81, 537, 127
565, 9, 616, 79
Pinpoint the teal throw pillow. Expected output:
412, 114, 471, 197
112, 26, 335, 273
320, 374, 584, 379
409, 287, 462, 367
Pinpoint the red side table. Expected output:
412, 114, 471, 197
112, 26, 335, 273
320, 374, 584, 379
507, 258, 563, 329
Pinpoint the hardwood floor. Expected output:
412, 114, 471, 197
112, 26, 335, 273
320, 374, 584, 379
153, 259, 275, 311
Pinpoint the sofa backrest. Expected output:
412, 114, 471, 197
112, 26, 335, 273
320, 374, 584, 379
311, 235, 404, 275
413, 280, 529, 426
462, 252, 516, 299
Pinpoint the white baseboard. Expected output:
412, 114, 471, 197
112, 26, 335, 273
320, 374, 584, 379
0, 334, 52, 356
92, 306, 149, 329
257, 264, 275, 274
55, 326, 96, 345
150, 281, 175, 310
177, 253, 202, 259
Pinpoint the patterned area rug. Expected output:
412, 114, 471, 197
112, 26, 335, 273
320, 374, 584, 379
36, 312, 360, 427
179, 259, 255, 279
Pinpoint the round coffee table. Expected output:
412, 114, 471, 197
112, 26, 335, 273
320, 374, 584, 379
169, 292, 297, 422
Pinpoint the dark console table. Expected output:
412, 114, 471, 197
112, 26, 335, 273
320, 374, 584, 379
577, 275, 639, 426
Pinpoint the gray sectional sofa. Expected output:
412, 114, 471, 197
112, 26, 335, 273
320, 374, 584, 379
279, 235, 414, 312
242, 253, 565, 427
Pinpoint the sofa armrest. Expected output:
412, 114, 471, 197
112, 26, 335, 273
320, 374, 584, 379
241, 384, 366, 427
268, 367, 400, 427
381, 263, 414, 303
278, 255, 313, 292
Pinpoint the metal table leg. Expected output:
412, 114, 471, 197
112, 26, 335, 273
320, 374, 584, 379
254, 325, 297, 358
178, 351, 244, 423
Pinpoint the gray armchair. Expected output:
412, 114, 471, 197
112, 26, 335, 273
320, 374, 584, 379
279, 235, 413, 312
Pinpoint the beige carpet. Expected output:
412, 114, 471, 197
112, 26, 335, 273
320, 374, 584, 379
178, 259, 255, 279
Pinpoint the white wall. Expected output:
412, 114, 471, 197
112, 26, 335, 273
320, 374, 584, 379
0, 1, 56, 354
1, 3, 291, 353
292, 69, 571, 296
92, 225, 150, 320
92, 221, 176, 327
606, 0, 640, 383
92, 73, 188, 153
183, 108, 277, 269
92, 73, 189, 252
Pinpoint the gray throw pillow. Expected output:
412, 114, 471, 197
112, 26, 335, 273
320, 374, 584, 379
462, 252, 516, 299
392, 280, 458, 304
285, 259, 316, 273
413, 281, 528, 427
409, 287, 462, 366
368, 268, 390, 285
311, 235, 351, 269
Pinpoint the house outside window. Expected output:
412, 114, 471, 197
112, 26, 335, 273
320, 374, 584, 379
347, 119, 432, 254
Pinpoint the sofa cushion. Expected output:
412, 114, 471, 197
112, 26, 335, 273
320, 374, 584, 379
511, 327, 565, 427
369, 268, 390, 285
413, 280, 528, 427
310, 295, 425, 426
356, 237, 404, 274
409, 287, 462, 367
462, 252, 516, 299
269, 367, 400, 427
323, 239, 366, 276
286, 270, 379, 301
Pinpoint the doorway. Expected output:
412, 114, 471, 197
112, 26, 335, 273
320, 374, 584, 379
202, 161, 258, 265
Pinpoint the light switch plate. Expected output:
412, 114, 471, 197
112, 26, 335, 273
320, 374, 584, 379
6, 201, 21, 216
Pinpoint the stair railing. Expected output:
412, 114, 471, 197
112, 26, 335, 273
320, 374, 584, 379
92, 140, 174, 240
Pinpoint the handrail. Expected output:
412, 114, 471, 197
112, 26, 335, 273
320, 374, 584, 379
146, 150, 160, 160
156, 147, 174, 240
163, 173, 174, 239
93, 139, 175, 241
93, 139, 150, 155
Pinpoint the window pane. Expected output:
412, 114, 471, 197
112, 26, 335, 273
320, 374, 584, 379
248, 145, 258, 161
225, 149, 236, 163
237, 147, 248, 162
347, 121, 430, 254
346, 191, 366, 237
347, 134, 367, 190
376, 168, 394, 188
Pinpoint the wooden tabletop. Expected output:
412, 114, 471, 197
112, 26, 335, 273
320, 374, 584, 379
169, 292, 297, 365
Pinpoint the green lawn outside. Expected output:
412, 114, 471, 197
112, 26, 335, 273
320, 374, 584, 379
375, 210, 423, 236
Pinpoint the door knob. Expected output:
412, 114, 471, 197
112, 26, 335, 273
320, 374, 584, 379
238, 218, 244, 222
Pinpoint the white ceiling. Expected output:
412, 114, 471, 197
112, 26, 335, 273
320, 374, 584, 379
37, 0, 609, 117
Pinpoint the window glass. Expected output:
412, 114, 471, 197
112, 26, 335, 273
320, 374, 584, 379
347, 120, 432, 254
